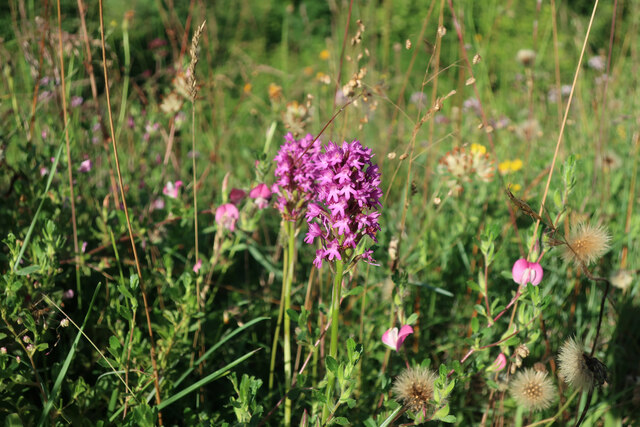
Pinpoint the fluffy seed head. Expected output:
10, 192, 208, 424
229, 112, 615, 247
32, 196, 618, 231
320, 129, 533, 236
557, 337, 594, 391
392, 367, 438, 412
510, 368, 556, 411
562, 222, 611, 266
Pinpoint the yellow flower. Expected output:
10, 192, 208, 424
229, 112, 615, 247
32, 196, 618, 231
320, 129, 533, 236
303, 66, 314, 76
319, 49, 330, 60
470, 143, 486, 155
316, 72, 331, 84
243, 83, 252, 94
499, 161, 511, 174
268, 83, 282, 101
499, 159, 523, 174
510, 183, 522, 193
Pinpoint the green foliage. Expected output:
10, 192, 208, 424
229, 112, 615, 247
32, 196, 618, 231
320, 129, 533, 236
0, 0, 638, 425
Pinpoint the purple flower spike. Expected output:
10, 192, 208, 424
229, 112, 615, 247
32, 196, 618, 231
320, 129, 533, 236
215, 203, 239, 231
273, 133, 322, 220
306, 139, 382, 269
381, 325, 414, 351
512, 258, 543, 286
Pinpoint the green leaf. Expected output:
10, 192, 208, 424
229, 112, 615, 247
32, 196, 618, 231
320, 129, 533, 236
333, 417, 349, 425
344, 286, 363, 297
326, 356, 338, 374
441, 414, 457, 423
14, 265, 40, 276
286, 308, 299, 323
432, 403, 450, 419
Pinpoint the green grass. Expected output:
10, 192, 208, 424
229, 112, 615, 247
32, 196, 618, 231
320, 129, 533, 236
0, 0, 638, 425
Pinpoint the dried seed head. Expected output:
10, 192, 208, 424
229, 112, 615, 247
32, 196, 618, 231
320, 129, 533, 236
557, 337, 594, 391
187, 21, 206, 102
562, 222, 611, 267
392, 366, 438, 412
510, 368, 556, 412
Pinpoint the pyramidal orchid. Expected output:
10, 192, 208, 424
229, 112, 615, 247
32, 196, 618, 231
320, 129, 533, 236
305, 139, 382, 269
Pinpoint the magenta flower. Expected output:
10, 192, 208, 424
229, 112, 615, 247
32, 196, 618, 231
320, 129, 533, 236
249, 183, 272, 209
381, 325, 414, 351
488, 353, 507, 372
215, 203, 239, 231
193, 259, 202, 274
78, 159, 92, 173
163, 180, 183, 199
305, 140, 382, 269
512, 258, 543, 286
229, 188, 246, 205
273, 133, 322, 220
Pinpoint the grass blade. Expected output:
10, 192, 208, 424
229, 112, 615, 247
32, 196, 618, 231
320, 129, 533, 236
37, 282, 102, 427
157, 348, 261, 410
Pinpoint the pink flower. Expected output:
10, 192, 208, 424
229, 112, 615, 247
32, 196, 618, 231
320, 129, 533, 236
163, 180, 183, 199
78, 159, 92, 173
215, 203, 239, 231
488, 353, 507, 372
249, 183, 272, 209
193, 259, 202, 274
81, 241, 88, 253
152, 198, 165, 210
512, 258, 543, 286
381, 325, 414, 351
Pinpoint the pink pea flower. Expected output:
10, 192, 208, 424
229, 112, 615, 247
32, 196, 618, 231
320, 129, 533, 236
81, 241, 88, 253
78, 159, 92, 173
193, 259, 202, 274
512, 258, 543, 286
488, 353, 507, 372
163, 180, 183, 199
381, 325, 414, 352
215, 203, 239, 231
152, 198, 165, 210
229, 188, 246, 205
249, 183, 272, 209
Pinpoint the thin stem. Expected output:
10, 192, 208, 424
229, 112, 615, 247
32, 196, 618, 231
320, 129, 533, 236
283, 221, 296, 426
529, 0, 601, 255
56, 0, 80, 307
98, 1, 163, 422
323, 258, 345, 423
269, 232, 289, 390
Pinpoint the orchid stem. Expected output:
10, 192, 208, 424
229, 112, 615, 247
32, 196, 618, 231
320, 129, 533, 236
323, 258, 345, 423
283, 221, 295, 426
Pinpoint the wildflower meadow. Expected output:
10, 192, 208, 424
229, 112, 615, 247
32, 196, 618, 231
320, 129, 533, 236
1, 0, 639, 425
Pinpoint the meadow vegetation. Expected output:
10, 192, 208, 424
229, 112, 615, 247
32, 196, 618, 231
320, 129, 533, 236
0, 0, 638, 425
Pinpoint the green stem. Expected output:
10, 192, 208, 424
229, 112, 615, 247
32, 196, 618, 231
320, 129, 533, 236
323, 258, 345, 423
268, 225, 290, 391
283, 221, 295, 426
